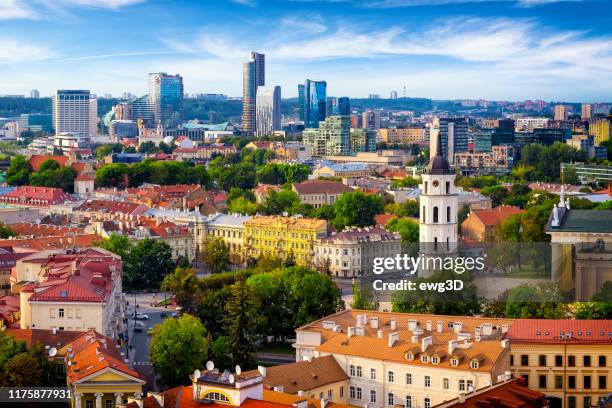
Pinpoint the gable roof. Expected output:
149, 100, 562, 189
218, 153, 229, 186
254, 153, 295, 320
293, 180, 353, 195
29, 155, 70, 172
469, 206, 524, 227
4, 328, 83, 349
507, 319, 612, 344
433, 379, 546, 408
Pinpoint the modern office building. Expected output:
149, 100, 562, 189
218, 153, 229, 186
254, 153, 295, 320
515, 117, 550, 132
148, 72, 184, 129
554, 105, 568, 121
362, 110, 381, 130
18, 114, 53, 133
109, 120, 138, 141
379, 127, 424, 144
349, 128, 377, 153
303, 115, 351, 157
431, 117, 468, 163
255, 86, 281, 137
515, 128, 569, 147
89, 96, 98, 136
327, 97, 351, 116
130, 95, 154, 124
581, 103, 593, 120
242, 51, 265, 135
390, 90, 398, 99
52, 90, 94, 138
561, 162, 612, 184
588, 115, 611, 146
30, 89, 39, 99
299, 79, 327, 128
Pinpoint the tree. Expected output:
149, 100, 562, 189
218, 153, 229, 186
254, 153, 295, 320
0, 332, 26, 367
203, 238, 230, 274
210, 336, 232, 371
161, 267, 199, 313
386, 217, 419, 244
504, 282, 568, 318
150, 314, 209, 387
332, 190, 384, 230
457, 205, 470, 234
97, 234, 132, 260
124, 239, 175, 289
310, 204, 335, 221
228, 197, 257, 215
350, 283, 378, 310
260, 189, 301, 215
6, 155, 32, 186
0, 339, 60, 387
225, 272, 259, 369
0, 223, 16, 239
29, 165, 77, 192
96, 163, 129, 188
481, 185, 509, 207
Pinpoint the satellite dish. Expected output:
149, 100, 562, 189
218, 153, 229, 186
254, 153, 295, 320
206, 361, 214, 371
229, 374, 235, 384
194, 369, 201, 379
235, 365, 242, 376
48, 347, 57, 357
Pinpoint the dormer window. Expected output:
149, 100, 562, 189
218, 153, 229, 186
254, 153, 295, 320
421, 355, 429, 363
451, 358, 459, 366
470, 360, 479, 369
405, 352, 415, 361
431, 356, 439, 364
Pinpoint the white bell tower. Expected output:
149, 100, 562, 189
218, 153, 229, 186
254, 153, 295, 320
419, 133, 458, 263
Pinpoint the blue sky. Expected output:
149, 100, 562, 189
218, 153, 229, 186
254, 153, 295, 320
1, 0, 611, 101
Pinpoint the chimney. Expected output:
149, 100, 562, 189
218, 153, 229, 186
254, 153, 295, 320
377, 330, 383, 339
453, 322, 463, 333
458, 394, 466, 403
437, 321, 443, 333
348, 327, 355, 338
258, 365, 267, 376
293, 400, 309, 408
448, 340, 458, 354
426, 320, 432, 331
421, 336, 433, 352
411, 335, 419, 343
52, 327, 57, 335
297, 391, 305, 397
370, 316, 379, 329
408, 319, 417, 331
388, 332, 399, 348
501, 324, 509, 334
501, 339, 509, 349
481, 323, 493, 336
390, 318, 396, 330
321, 398, 327, 408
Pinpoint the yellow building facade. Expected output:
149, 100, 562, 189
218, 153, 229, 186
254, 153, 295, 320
589, 116, 611, 146
244, 216, 328, 266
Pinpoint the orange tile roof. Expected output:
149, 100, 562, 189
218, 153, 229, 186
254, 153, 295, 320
9, 223, 85, 238
470, 206, 524, 227
375, 213, 395, 226
4, 328, 83, 349
507, 319, 612, 344
0, 234, 100, 252
434, 379, 547, 408
293, 180, 353, 195
0, 186, 75, 206
29, 155, 69, 172
299, 310, 514, 372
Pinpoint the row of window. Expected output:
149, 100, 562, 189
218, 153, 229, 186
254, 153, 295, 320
348, 365, 473, 390
521, 374, 607, 390
206, 228, 242, 239
245, 230, 316, 240
422, 206, 453, 224
349, 387, 431, 408
512, 354, 607, 367
50, 308, 82, 319
567, 395, 609, 408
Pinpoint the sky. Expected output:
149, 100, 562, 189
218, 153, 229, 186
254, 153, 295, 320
0, 0, 611, 101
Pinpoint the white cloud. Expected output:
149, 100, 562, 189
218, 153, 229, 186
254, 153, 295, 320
0, 37, 55, 63
293, 0, 583, 7
0, 0, 38, 19
56, 0, 145, 8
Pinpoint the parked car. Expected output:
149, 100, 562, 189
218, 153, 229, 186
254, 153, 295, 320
147, 327, 154, 335
133, 313, 149, 320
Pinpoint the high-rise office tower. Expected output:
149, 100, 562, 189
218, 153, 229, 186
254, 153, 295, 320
30, 89, 39, 99
255, 86, 281, 137
300, 79, 327, 128
303, 115, 350, 157
148, 72, 184, 129
130, 95, 154, 124
431, 117, 468, 164
362, 109, 381, 130
89, 96, 98, 137
242, 52, 265, 135
554, 104, 568, 121
326, 97, 349, 116
581, 103, 593, 120
53, 90, 92, 138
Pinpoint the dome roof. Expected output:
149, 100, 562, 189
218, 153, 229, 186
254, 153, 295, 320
427, 155, 452, 174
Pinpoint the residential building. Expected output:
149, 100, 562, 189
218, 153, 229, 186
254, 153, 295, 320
379, 127, 424, 145
63, 330, 145, 408
362, 110, 381, 130
250, 355, 349, 403
588, 116, 611, 146
303, 116, 351, 157
327, 97, 351, 116
74, 200, 150, 222
0, 186, 75, 209
114, 102, 132, 120
0, 253, 30, 297
256, 86, 281, 137
243, 52, 265, 135
53, 90, 93, 138
14, 248, 125, 339
0, 234, 100, 252
30, 89, 39, 98
324, 151, 410, 166
295, 310, 514, 408
199, 212, 251, 263
349, 128, 377, 153
313, 227, 401, 278
454, 146, 514, 174
433, 379, 547, 408
244, 216, 328, 266
554, 105, 568, 121
173, 144, 238, 162
515, 118, 549, 132
0, 207, 41, 224
292, 180, 353, 208
507, 319, 612, 408
74, 173, 95, 198
460, 205, 524, 243
313, 163, 372, 179
300, 79, 327, 128
19, 113, 53, 133
581, 104, 593, 120
148, 72, 184, 129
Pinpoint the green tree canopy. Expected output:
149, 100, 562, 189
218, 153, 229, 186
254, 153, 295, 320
124, 239, 176, 289
203, 237, 231, 274
6, 155, 32, 186
331, 190, 384, 230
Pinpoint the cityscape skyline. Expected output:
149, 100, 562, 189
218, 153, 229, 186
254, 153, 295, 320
1, 0, 611, 100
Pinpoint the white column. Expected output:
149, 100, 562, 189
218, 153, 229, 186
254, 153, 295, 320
95, 392, 103, 408
115, 393, 124, 406
75, 393, 83, 408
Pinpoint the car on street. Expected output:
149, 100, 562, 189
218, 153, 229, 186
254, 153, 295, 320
134, 322, 145, 332
133, 313, 149, 320
147, 327, 154, 335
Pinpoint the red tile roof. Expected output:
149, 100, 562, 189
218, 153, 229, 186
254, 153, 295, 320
470, 205, 524, 227
4, 328, 83, 349
76, 199, 149, 216
75, 173, 95, 182
435, 380, 547, 408
9, 223, 85, 238
0, 186, 75, 207
0, 234, 100, 252
29, 155, 70, 172
293, 180, 353, 195
507, 319, 612, 344
375, 213, 395, 226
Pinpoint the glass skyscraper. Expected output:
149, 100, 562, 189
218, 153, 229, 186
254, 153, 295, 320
327, 96, 351, 116
148, 72, 184, 129
256, 86, 281, 137
242, 52, 265, 135
299, 79, 327, 128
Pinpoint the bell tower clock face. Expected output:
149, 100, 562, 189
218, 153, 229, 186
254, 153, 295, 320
432, 180, 439, 187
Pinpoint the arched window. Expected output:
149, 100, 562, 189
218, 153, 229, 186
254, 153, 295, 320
422, 206, 426, 222
446, 181, 450, 194
424, 181, 428, 194
433, 207, 439, 223
434, 237, 438, 250
447, 206, 451, 222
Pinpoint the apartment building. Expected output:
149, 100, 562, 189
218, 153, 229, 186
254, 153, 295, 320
507, 319, 611, 408
313, 227, 401, 278
199, 213, 252, 263
295, 310, 514, 408
0, 186, 75, 209
244, 216, 328, 266
379, 127, 425, 145
13, 248, 125, 339
74, 200, 150, 222
292, 180, 353, 208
